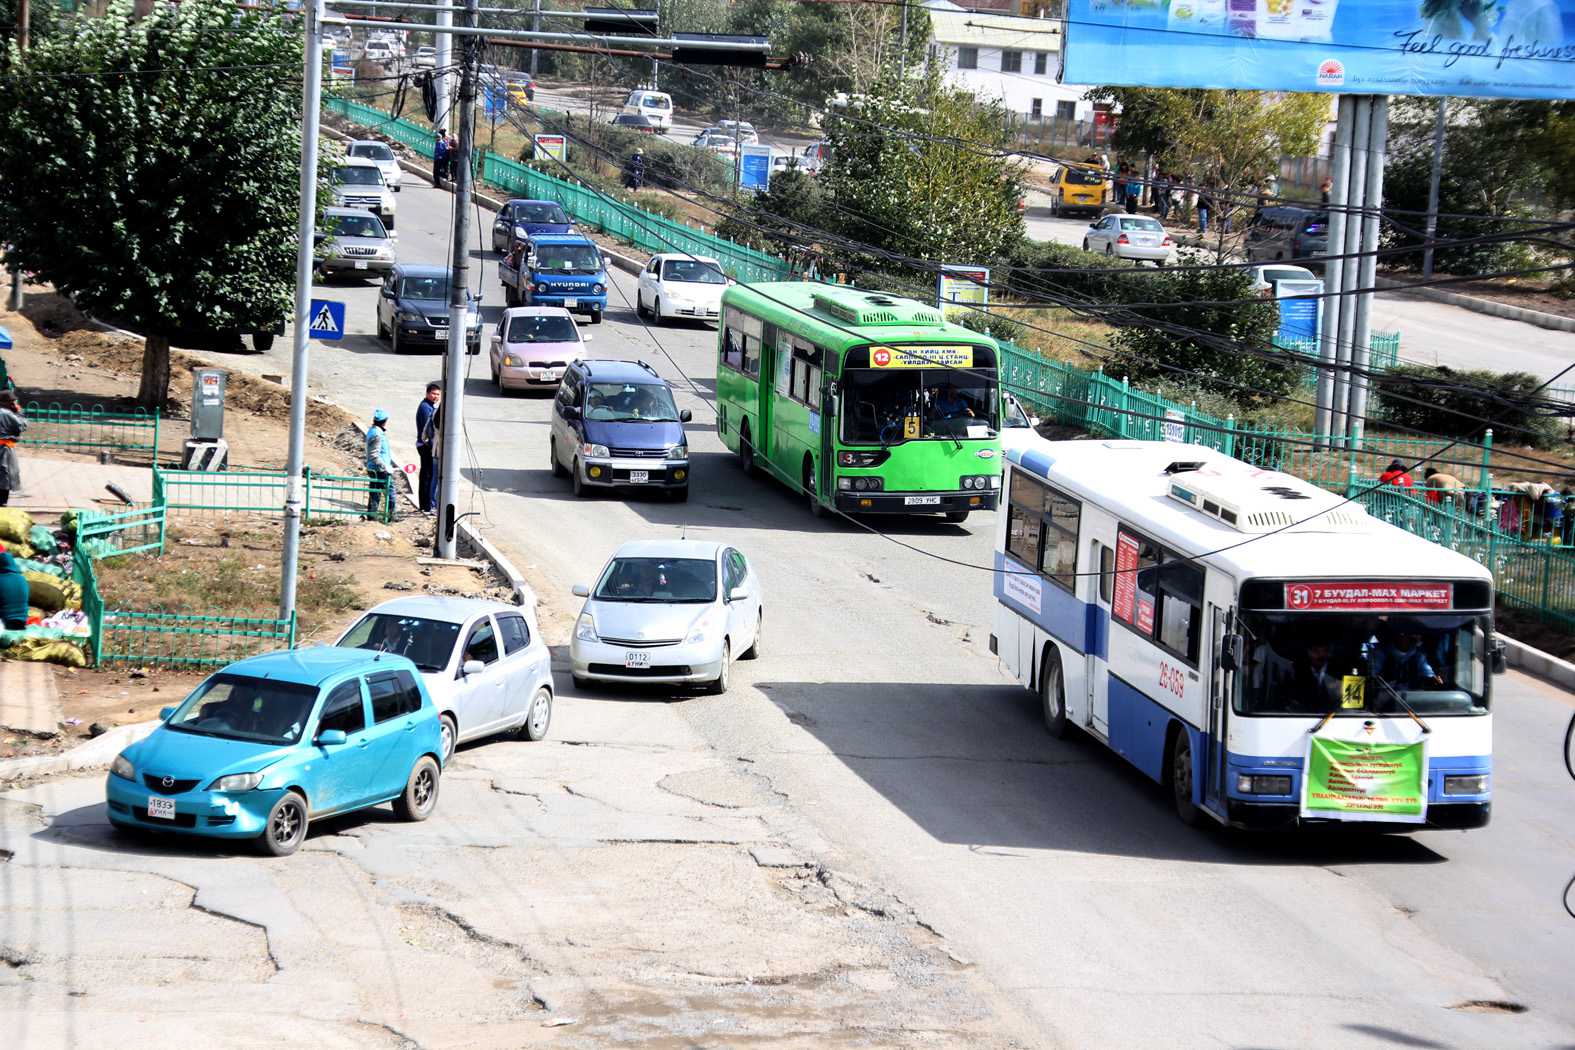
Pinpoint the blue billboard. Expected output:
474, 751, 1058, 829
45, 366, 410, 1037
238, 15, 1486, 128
1063, 0, 1575, 99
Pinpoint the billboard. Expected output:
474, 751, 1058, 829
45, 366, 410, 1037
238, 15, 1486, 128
532, 134, 567, 162
937, 264, 991, 309
739, 146, 772, 191
1062, 0, 1575, 100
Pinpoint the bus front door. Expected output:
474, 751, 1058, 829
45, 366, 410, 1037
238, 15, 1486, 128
1205, 605, 1233, 810
1084, 538, 1111, 737
817, 353, 838, 502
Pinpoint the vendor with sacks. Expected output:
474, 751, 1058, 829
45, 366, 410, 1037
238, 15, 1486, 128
0, 543, 27, 629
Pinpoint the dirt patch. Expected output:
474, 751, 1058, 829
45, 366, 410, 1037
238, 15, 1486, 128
1497, 607, 1575, 662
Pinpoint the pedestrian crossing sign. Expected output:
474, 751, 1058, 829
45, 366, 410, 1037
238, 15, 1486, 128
308, 299, 346, 341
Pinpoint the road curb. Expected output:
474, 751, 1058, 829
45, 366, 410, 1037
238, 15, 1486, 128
456, 519, 538, 610
0, 719, 160, 785
1500, 635, 1575, 692
1375, 276, 1575, 334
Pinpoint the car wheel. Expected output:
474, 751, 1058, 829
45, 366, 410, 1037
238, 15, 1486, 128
391, 328, 403, 355
803, 457, 824, 518
394, 755, 440, 822
1170, 729, 1202, 826
945, 510, 969, 524
518, 687, 552, 742
739, 425, 757, 477
259, 791, 308, 857
549, 436, 568, 478
589, 307, 603, 326
670, 485, 689, 503
635, 289, 647, 319
572, 458, 586, 498
706, 641, 731, 695
1082, 240, 1091, 252
1040, 652, 1069, 739
438, 714, 456, 765
654, 297, 665, 325
742, 610, 762, 660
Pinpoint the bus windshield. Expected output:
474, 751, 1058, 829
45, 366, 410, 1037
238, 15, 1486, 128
1236, 611, 1489, 717
841, 367, 998, 444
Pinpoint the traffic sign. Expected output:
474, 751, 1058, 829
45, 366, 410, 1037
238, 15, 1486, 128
307, 299, 346, 341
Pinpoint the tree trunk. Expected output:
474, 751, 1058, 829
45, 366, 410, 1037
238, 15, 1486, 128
136, 332, 172, 409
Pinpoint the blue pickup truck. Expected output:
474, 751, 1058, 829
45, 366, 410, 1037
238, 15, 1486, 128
499, 233, 608, 324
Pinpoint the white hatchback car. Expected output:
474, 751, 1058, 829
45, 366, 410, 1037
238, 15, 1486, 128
635, 253, 728, 325
1083, 214, 1174, 265
570, 541, 762, 695
336, 596, 554, 764
347, 139, 402, 193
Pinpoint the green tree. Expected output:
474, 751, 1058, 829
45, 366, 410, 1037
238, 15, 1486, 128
0, 0, 303, 406
715, 167, 825, 257
0, 0, 65, 51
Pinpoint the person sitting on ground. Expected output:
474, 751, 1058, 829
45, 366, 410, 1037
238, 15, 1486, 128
1378, 459, 1414, 488
0, 544, 28, 629
1423, 466, 1466, 506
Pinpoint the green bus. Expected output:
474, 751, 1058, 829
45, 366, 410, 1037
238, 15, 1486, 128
715, 282, 1003, 523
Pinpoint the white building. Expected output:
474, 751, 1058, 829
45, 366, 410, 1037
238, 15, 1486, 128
924, 2, 1093, 123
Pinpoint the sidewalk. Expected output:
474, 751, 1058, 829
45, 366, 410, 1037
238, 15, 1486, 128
0, 661, 63, 737
8, 454, 153, 512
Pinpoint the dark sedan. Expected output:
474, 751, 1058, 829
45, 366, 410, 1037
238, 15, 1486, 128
375, 264, 483, 355
611, 114, 657, 134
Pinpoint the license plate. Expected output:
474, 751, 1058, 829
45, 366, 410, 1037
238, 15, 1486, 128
629, 470, 649, 484
147, 796, 176, 820
904, 495, 942, 506
624, 650, 651, 668
563, 298, 578, 309
354, 260, 369, 270
431, 327, 447, 339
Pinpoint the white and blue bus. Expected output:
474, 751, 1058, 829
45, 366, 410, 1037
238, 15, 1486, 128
990, 441, 1501, 830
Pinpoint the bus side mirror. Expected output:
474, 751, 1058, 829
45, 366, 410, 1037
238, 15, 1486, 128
1489, 640, 1507, 675
1221, 635, 1243, 672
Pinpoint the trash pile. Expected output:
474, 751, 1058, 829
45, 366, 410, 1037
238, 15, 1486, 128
0, 508, 91, 667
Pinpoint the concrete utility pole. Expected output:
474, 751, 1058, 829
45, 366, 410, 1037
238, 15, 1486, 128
1422, 97, 1448, 280
280, 0, 328, 623
436, 0, 480, 559
529, 0, 540, 77
8, 0, 27, 312
436, 3, 453, 132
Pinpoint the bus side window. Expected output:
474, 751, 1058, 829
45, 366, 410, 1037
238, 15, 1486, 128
1156, 560, 1204, 664
721, 326, 744, 372
1098, 542, 1114, 604
1006, 471, 1046, 570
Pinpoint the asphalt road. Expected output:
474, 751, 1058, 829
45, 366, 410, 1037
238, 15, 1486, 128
59, 177, 1575, 1048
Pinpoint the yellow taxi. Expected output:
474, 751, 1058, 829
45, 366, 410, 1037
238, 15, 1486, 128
1051, 163, 1107, 217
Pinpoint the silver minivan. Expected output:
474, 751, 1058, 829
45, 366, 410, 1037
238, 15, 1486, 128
622, 89, 673, 133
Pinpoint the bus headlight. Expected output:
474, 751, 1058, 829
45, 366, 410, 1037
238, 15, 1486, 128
1235, 774, 1293, 796
961, 475, 994, 491
838, 476, 883, 492
1443, 774, 1489, 796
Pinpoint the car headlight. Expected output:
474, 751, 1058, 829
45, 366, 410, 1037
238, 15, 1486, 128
398, 309, 422, 323
685, 615, 714, 645
592, 283, 605, 295
514, 225, 528, 237
209, 772, 263, 793
666, 442, 688, 461
502, 354, 522, 366
580, 442, 609, 458
575, 613, 599, 643
110, 753, 135, 781
1235, 774, 1293, 796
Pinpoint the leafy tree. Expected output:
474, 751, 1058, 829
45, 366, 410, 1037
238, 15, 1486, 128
0, 0, 305, 406
0, 0, 65, 51
1372, 364, 1556, 447
716, 167, 825, 256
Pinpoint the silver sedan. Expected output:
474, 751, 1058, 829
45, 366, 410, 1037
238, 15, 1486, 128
1083, 214, 1175, 266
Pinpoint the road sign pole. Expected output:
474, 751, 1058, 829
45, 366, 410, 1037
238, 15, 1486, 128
437, 0, 479, 559
280, 0, 327, 623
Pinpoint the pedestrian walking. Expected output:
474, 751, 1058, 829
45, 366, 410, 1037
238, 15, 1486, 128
1320, 175, 1333, 205
364, 408, 397, 521
1125, 170, 1142, 214
415, 382, 441, 514
1153, 170, 1172, 221
0, 390, 25, 507
1114, 162, 1129, 208
1197, 182, 1215, 236
433, 129, 449, 183
446, 131, 460, 181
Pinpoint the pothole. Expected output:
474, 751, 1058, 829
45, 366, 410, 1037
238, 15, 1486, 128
1448, 1000, 1528, 1014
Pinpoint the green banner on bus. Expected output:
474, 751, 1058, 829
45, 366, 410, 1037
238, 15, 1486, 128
1301, 737, 1427, 823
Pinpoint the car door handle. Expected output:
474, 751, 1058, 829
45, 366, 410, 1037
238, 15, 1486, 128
357, 739, 369, 750
404, 720, 416, 732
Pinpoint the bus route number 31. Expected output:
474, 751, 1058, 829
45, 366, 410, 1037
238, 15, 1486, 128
1159, 661, 1186, 700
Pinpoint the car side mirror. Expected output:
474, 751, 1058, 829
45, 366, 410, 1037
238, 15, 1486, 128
158, 706, 175, 722
571, 583, 591, 598
728, 586, 748, 603
1489, 640, 1507, 675
679, 409, 693, 423
316, 729, 348, 747
461, 659, 486, 678
380, 287, 394, 298
1220, 634, 1244, 672
561, 404, 580, 420
1029, 415, 1042, 428
581, 334, 593, 342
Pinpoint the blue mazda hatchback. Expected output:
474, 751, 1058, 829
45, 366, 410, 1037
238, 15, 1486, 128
105, 647, 444, 856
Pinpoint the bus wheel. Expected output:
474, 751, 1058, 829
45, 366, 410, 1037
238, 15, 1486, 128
1040, 652, 1069, 739
945, 510, 969, 524
738, 425, 757, 477
1169, 728, 1202, 826
803, 458, 825, 518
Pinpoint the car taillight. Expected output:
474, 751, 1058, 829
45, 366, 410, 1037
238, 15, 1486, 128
1117, 234, 1130, 245
1305, 223, 1325, 234
1161, 236, 1173, 246
526, 282, 535, 293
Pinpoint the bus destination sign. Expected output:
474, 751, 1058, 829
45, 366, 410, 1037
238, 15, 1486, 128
1284, 581, 1453, 612
870, 345, 975, 369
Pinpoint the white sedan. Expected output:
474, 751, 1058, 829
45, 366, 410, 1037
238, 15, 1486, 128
1082, 214, 1174, 265
570, 540, 762, 695
635, 253, 729, 325
336, 596, 554, 764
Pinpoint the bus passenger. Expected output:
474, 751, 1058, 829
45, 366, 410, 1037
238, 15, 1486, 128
1374, 626, 1443, 689
1286, 640, 1338, 711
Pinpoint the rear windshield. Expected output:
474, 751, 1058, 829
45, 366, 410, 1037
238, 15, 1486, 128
506, 313, 579, 343
640, 95, 671, 110
334, 165, 383, 186
1120, 217, 1163, 231
350, 143, 395, 162
1063, 167, 1104, 186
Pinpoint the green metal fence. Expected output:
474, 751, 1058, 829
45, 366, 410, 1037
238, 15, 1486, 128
153, 467, 391, 522
76, 503, 167, 559
19, 402, 160, 457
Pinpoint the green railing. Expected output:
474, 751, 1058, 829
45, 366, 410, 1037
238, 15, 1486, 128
76, 503, 167, 559
19, 402, 160, 457
153, 467, 391, 522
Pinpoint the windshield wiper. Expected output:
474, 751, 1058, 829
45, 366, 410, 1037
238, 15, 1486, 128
1308, 672, 1432, 736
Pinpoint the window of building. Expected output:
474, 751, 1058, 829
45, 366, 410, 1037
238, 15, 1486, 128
957, 46, 978, 70
1001, 50, 1022, 73
1034, 51, 1048, 75
1030, 98, 1043, 120
1056, 100, 1077, 122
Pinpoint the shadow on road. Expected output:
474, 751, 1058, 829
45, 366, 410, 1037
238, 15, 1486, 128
32, 800, 403, 859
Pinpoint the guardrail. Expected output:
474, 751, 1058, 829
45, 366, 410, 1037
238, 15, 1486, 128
18, 402, 160, 458
153, 466, 391, 522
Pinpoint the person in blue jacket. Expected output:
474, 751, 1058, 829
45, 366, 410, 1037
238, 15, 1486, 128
364, 409, 397, 521
0, 544, 28, 629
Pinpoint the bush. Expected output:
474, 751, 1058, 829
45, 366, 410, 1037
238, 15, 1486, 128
1002, 237, 1139, 308
953, 309, 1026, 346
1372, 365, 1558, 447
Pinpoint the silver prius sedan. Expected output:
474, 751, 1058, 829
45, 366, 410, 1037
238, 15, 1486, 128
569, 540, 763, 695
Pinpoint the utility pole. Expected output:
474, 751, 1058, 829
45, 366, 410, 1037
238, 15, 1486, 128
8, 0, 27, 312
436, 3, 453, 134
1422, 96, 1448, 280
529, 0, 540, 78
899, 0, 908, 79
436, 0, 480, 559
280, 0, 327, 623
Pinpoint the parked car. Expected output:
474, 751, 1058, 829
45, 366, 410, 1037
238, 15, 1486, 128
1248, 262, 1319, 297
569, 540, 763, 694
329, 159, 396, 229
336, 596, 554, 765
491, 198, 574, 253
1082, 214, 1174, 265
1245, 205, 1330, 264
347, 138, 402, 192
611, 113, 658, 134
499, 233, 608, 322
998, 392, 1045, 463
693, 129, 739, 157
506, 76, 536, 105
489, 306, 588, 393
621, 88, 673, 132
548, 358, 693, 500
716, 119, 759, 145
413, 45, 436, 68
363, 41, 395, 64
376, 263, 482, 355
105, 648, 443, 856
1051, 162, 1107, 217
315, 206, 396, 279
636, 253, 728, 325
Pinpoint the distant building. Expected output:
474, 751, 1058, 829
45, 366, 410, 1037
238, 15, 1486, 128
924, 1, 1093, 124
